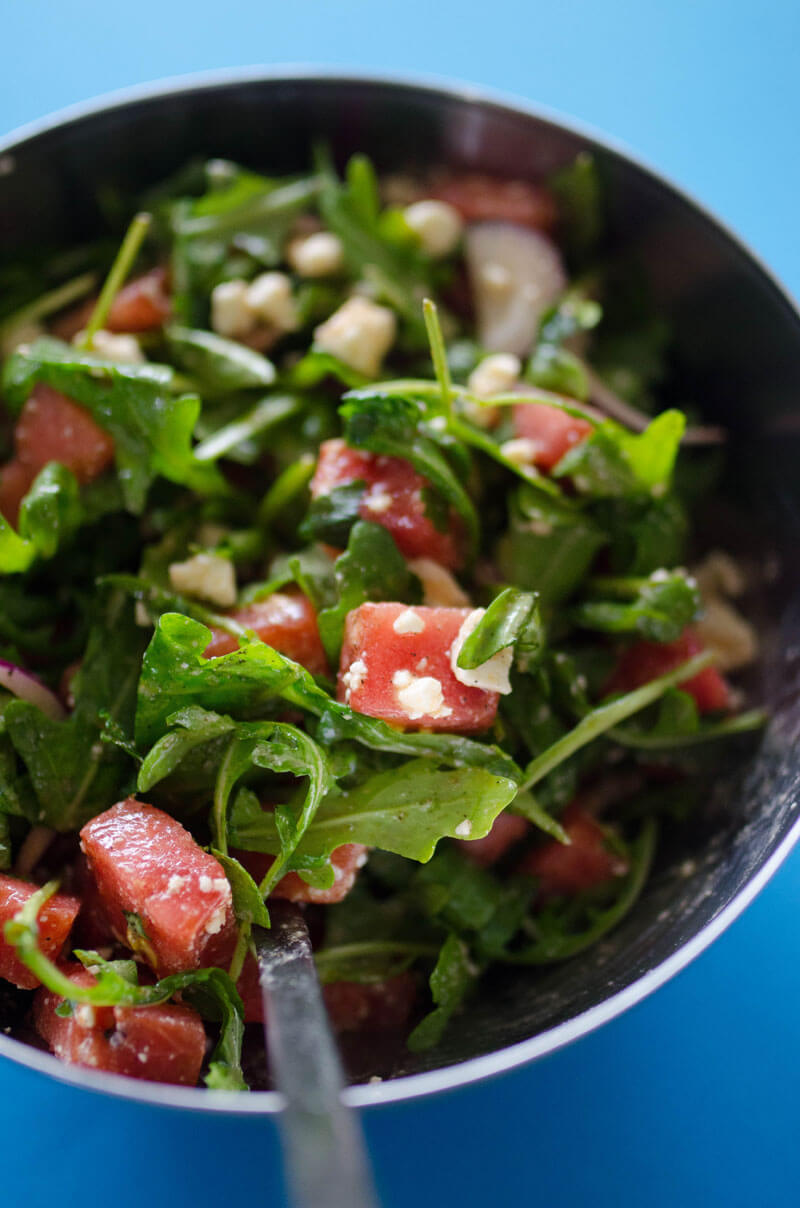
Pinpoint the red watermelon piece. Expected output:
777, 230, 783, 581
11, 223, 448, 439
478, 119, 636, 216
338, 602, 499, 732
311, 438, 465, 570
0, 874, 81, 990
204, 590, 328, 676
80, 799, 235, 975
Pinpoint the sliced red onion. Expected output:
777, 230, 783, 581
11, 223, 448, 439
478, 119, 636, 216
465, 221, 566, 357
0, 661, 66, 720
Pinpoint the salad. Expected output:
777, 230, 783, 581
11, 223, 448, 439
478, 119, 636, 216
0, 150, 764, 1091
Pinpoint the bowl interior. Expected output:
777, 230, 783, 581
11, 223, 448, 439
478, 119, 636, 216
1, 74, 800, 1105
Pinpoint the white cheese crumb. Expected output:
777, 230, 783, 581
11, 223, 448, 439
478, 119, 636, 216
407, 558, 470, 607
468, 352, 521, 398
341, 658, 368, 702
198, 875, 231, 895
392, 608, 425, 635
392, 669, 452, 720
210, 279, 255, 338
404, 199, 464, 258
166, 875, 188, 896
450, 609, 513, 695
204, 905, 228, 936
364, 487, 393, 514
694, 597, 759, 671
499, 437, 539, 466
75, 1005, 96, 1030
454, 819, 473, 838
168, 553, 237, 608
314, 296, 396, 378
287, 231, 344, 277
75, 328, 144, 364
246, 272, 300, 333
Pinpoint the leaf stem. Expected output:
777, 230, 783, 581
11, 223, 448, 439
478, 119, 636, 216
79, 212, 152, 350
519, 652, 715, 792
422, 298, 453, 418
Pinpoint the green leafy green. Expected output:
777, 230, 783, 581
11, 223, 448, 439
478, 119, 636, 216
407, 933, 474, 1051
165, 325, 276, 394
340, 391, 478, 555
499, 483, 606, 604
136, 613, 520, 780
456, 587, 542, 673
315, 149, 432, 331
0, 463, 81, 573
229, 758, 518, 864
299, 480, 366, 546
572, 569, 701, 642
528, 291, 602, 400
555, 411, 686, 499
317, 521, 421, 661
3, 338, 227, 512
6, 594, 145, 830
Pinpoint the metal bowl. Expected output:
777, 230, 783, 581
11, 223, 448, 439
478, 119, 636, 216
1, 69, 799, 1114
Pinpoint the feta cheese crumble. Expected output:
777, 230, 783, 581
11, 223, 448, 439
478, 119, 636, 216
392, 608, 425, 635
287, 231, 345, 277
168, 553, 237, 608
407, 559, 470, 607
341, 658, 368, 701
450, 609, 513, 694
314, 296, 396, 377
392, 669, 452, 720
404, 200, 464, 258
454, 819, 473, 838
468, 352, 521, 398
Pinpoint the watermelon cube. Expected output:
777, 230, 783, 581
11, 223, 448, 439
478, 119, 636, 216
0, 874, 81, 989
517, 803, 627, 898
512, 401, 593, 471
80, 799, 235, 975
34, 963, 206, 1085
338, 602, 500, 732
15, 384, 114, 484
234, 843, 367, 906
204, 590, 328, 676
605, 628, 730, 715
311, 438, 465, 569
323, 972, 418, 1034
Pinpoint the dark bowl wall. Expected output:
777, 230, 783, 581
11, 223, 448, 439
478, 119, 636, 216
1, 75, 800, 1100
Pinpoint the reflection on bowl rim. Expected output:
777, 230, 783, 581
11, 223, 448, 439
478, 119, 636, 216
1, 66, 799, 1114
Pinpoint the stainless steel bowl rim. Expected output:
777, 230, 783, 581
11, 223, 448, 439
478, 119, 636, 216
1, 66, 799, 1115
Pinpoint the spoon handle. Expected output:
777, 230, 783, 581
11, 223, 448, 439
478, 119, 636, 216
253, 906, 380, 1208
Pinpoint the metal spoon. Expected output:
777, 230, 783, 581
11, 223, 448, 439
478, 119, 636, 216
253, 903, 380, 1208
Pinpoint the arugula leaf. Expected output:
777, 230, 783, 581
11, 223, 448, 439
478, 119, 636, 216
4, 881, 247, 1089
519, 649, 715, 793
456, 588, 542, 673
610, 690, 766, 750
595, 494, 688, 577
3, 338, 227, 512
193, 395, 299, 464
340, 392, 478, 555
229, 757, 517, 864
137, 705, 237, 792
136, 613, 520, 780
299, 480, 366, 546
554, 411, 686, 499
499, 483, 606, 604
549, 152, 604, 261
316, 521, 421, 661
528, 291, 602, 401
508, 818, 657, 963
572, 569, 701, 642
0, 462, 82, 574
407, 933, 474, 1051
212, 851, 270, 928
315, 150, 432, 331
0, 813, 10, 870
165, 325, 276, 394
6, 594, 145, 830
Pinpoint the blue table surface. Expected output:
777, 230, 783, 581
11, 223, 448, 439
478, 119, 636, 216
1, 2, 799, 1204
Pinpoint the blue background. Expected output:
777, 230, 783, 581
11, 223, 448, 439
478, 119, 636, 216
1, 2, 799, 1204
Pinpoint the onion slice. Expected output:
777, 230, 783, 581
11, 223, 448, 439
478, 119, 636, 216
465, 221, 566, 357
0, 661, 66, 720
